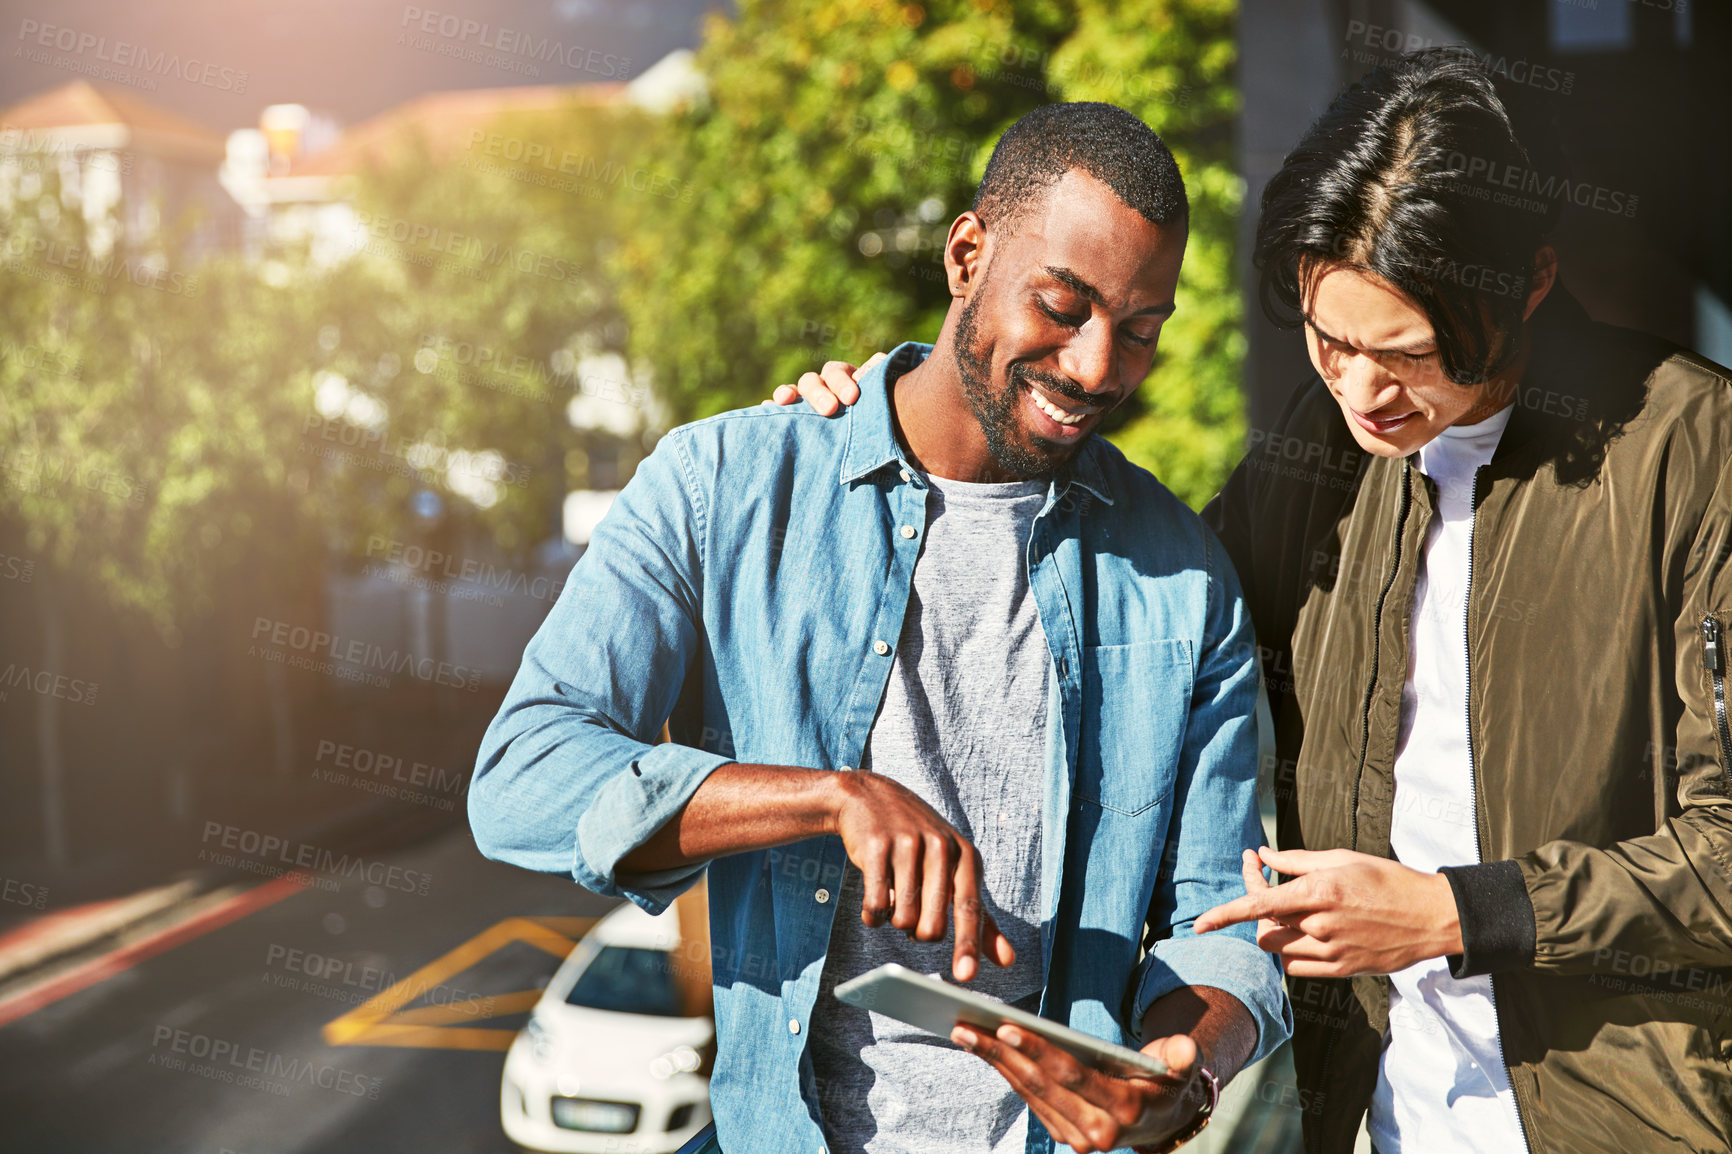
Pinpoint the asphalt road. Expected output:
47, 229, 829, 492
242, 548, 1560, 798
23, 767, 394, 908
0, 809, 1309, 1154
0, 821, 614, 1154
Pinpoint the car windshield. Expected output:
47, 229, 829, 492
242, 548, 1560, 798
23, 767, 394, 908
564, 946, 683, 1016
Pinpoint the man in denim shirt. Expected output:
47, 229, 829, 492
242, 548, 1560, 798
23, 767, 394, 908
470, 103, 1289, 1154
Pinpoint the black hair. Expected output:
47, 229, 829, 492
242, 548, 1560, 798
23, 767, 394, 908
1254, 47, 1565, 385
973, 102, 1187, 234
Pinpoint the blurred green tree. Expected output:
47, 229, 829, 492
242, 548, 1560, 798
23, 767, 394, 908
614, 0, 1244, 508
0, 165, 320, 634
0, 109, 646, 631
1, 0, 1244, 628
297, 102, 680, 569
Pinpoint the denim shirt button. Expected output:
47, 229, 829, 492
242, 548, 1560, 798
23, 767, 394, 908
900, 525, 917, 539
899, 468, 912, 483
815, 888, 831, 904
873, 640, 891, 656
788, 1018, 801, 1035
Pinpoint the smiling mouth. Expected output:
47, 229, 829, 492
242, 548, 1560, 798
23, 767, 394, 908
1025, 380, 1100, 428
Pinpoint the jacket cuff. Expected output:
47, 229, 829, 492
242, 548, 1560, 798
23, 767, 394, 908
573, 742, 732, 914
1126, 930, 1293, 1067
1439, 860, 1537, 977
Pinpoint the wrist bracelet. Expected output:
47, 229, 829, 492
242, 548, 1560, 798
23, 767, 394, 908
1131, 1064, 1218, 1154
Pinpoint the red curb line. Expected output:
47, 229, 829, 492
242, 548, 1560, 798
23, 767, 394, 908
0, 870, 312, 1029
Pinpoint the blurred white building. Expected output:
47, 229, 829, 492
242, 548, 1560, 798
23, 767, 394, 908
0, 79, 243, 255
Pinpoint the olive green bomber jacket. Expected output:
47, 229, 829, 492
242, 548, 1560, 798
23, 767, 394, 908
1205, 287, 1732, 1153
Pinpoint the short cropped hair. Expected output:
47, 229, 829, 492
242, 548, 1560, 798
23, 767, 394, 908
972, 102, 1188, 234
1254, 47, 1565, 385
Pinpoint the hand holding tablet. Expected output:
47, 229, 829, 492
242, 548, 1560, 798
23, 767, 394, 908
833, 963, 1170, 1080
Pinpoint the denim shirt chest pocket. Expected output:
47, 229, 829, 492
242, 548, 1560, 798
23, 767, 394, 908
1076, 639, 1194, 815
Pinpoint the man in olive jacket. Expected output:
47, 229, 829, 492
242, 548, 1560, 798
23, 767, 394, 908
1206, 278, 1732, 1150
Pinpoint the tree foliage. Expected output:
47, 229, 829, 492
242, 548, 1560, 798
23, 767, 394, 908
0, 109, 647, 630
0, 0, 1244, 635
0, 162, 322, 634
615, 0, 1245, 508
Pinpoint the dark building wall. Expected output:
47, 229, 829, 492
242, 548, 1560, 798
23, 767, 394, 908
1238, 0, 1346, 437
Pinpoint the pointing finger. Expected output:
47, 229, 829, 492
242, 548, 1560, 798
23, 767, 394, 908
916, 832, 953, 943
951, 843, 983, 981
1257, 846, 1358, 876
1192, 882, 1315, 935
890, 834, 921, 932
858, 837, 891, 928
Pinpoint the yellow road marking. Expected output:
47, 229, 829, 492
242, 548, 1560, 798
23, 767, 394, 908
387, 990, 543, 1026
328, 1023, 523, 1050
531, 916, 597, 939
322, 916, 596, 1051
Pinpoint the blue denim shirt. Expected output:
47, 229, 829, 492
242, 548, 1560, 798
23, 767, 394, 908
471, 343, 1290, 1154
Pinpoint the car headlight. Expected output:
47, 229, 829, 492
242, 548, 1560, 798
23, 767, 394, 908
648, 1044, 703, 1080
526, 1016, 555, 1064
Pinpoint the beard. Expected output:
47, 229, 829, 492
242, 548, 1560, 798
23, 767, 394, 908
952, 287, 1103, 480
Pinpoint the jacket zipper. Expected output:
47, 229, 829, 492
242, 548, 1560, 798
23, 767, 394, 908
1462, 466, 1534, 1154
1349, 464, 1413, 853
1702, 615, 1732, 789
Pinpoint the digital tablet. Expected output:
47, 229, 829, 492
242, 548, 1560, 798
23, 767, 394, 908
832, 963, 1169, 1080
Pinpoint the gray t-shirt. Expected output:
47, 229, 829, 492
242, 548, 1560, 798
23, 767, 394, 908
808, 470, 1051, 1154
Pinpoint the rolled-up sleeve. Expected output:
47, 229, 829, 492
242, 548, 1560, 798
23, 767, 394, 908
468, 430, 732, 914
1125, 531, 1293, 1064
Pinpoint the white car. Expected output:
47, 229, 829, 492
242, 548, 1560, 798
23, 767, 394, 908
501, 900, 714, 1153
